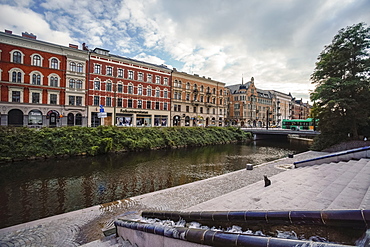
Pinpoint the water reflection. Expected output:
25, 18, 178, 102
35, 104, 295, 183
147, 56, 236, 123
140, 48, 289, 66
0, 140, 309, 229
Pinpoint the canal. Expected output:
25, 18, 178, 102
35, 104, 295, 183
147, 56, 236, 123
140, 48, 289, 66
0, 139, 309, 229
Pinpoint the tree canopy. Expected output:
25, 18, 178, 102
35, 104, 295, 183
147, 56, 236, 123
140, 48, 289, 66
310, 22, 370, 150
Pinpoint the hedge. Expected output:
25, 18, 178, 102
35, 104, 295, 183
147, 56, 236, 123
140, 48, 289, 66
0, 126, 251, 162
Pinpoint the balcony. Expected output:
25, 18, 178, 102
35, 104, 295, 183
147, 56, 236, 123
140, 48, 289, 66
191, 100, 199, 106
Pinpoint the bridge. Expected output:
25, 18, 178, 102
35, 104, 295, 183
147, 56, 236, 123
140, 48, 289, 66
241, 128, 320, 140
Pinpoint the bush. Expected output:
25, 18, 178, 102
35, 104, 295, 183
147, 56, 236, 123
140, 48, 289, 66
0, 126, 250, 162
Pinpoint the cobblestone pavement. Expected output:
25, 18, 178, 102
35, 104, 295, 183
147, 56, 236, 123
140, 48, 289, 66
0, 151, 325, 246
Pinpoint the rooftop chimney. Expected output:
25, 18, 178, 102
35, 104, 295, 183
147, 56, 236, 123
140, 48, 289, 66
22, 32, 36, 39
69, 44, 78, 49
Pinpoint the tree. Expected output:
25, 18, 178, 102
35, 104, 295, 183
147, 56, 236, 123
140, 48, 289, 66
310, 22, 370, 150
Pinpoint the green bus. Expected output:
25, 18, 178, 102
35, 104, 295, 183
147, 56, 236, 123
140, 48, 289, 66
282, 118, 317, 131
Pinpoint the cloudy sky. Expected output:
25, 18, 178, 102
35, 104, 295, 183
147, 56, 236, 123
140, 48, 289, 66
1, 0, 369, 102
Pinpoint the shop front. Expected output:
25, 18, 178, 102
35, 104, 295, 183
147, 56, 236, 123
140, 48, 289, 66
28, 109, 43, 127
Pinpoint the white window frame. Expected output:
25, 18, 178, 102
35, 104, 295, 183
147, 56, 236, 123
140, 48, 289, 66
10, 50, 24, 63
31, 53, 43, 67
48, 90, 60, 105
29, 88, 43, 104
49, 57, 60, 69
8, 87, 24, 103
8, 68, 25, 83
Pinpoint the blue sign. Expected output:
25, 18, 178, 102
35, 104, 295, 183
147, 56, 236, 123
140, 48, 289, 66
99, 105, 105, 113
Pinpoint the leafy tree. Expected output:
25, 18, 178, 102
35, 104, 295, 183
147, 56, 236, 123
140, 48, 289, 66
310, 22, 370, 150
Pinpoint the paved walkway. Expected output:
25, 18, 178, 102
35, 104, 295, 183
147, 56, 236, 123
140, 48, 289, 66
0, 151, 326, 246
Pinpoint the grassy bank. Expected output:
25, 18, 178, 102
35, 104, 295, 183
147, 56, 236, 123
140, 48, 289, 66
0, 126, 250, 162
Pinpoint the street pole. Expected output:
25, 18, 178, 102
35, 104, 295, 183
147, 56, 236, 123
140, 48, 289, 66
266, 108, 269, 130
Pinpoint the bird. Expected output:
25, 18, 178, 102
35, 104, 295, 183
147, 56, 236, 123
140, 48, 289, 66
264, 175, 271, 187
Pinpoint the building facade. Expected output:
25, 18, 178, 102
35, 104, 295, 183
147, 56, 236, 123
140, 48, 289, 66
87, 48, 172, 127
171, 70, 227, 127
0, 30, 88, 127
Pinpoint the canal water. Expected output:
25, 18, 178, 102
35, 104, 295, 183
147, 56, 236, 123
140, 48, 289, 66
0, 139, 309, 229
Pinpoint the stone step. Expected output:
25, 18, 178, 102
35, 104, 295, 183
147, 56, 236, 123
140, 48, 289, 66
327, 159, 370, 209
80, 235, 133, 247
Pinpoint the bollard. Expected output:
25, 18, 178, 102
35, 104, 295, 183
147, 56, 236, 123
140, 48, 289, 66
246, 164, 253, 170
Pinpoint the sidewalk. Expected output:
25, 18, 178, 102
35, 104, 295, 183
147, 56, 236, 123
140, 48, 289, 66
0, 151, 326, 246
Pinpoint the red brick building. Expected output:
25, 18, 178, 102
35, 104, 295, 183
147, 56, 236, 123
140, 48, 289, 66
0, 30, 89, 127
87, 48, 172, 127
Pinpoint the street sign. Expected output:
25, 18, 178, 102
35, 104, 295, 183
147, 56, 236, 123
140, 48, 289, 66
98, 112, 107, 118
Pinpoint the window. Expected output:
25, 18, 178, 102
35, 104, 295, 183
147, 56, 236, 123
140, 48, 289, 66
138, 100, 142, 109
200, 107, 203, 113
32, 74, 41, 85
155, 102, 160, 110
174, 80, 178, 87
118, 69, 123, 77
118, 84, 123, 92
200, 85, 204, 92
186, 82, 190, 90
128, 99, 133, 108
186, 106, 189, 112
147, 74, 152, 82
76, 80, 82, 89
164, 103, 168, 111
186, 93, 190, 101
13, 51, 22, 63
77, 63, 83, 73
33, 55, 41, 66
12, 71, 22, 83
106, 82, 112, 92
146, 101, 151, 109
106, 97, 112, 107
51, 58, 59, 69
69, 96, 75, 105
193, 107, 197, 113
106, 66, 113, 76
128, 85, 133, 94
94, 80, 100, 90
147, 87, 152, 96
93, 96, 99, 106
200, 95, 204, 102
164, 78, 168, 85
156, 76, 160, 84
128, 71, 133, 79
156, 89, 160, 98
164, 90, 168, 98
32, 92, 40, 104
50, 76, 58, 87
138, 86, 142, 95
70, 62, 76, 71
94, 64, 101, 74
69, 79, 76, 88
76, 96, 82, 106
117, 98, 122, 107
213, 88, 216, 94
50, 94, 57, 104
178, 105, 181, 112
138, 73, 143, 81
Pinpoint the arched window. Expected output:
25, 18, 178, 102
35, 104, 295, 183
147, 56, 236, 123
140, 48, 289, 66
69, 79, 75, 88
200, 85, 204, 92
156, 89, 160, 98
50, 58, 59, 69
50, 76, 58, 87
77, 63, 83, 73
33, 55, 41, 66
13, 51, 22, 63
213, 88, 216, 94
12, 71, 22, 83
70, 62, 76, 72
32, 73, 41, 85
186, 82, 190, 90
67, 113, 74, 126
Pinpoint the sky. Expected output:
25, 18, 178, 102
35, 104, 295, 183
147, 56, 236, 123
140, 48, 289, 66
1, 0, 369, 102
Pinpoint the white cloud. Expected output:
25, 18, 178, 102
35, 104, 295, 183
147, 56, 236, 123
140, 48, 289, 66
1, 0, 370, 102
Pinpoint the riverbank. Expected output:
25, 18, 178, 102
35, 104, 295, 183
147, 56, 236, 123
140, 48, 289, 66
0, 150, 326, 246
0, 126, 250, 162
